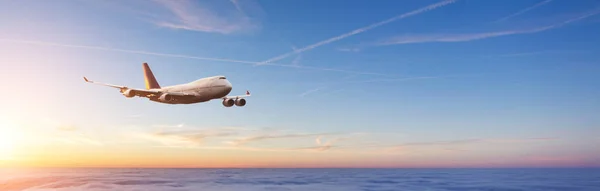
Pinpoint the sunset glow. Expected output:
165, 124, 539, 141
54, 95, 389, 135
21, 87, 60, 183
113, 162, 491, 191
0, 119, 19, 161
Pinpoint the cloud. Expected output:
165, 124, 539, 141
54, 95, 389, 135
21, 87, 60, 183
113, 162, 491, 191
138, 125, 345, 152
151, 0, 263, 34
493, 51, 554, 57
298, 87, 323, 97
336, 47, 361, 52
254, 0, 458, 65
488, 49, 590, 58
495, 0, 553, 22
0, 39, 390, 76
299, 75, 444, 97
229, 0, 245, 15
295, 136, 346, 152
238, 134, 355, 152
152, 123, 185, 128
230, 133, 337, 146
290, 46, 302, 67
384, 137, 558, 150
341, 76, 444, 84
376, 10, 600, 46
290, 145, 334, 152
487, 137, 559, 143
146, 128, 239, 146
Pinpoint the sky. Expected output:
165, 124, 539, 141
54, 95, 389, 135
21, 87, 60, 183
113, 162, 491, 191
0, 0, 599, 168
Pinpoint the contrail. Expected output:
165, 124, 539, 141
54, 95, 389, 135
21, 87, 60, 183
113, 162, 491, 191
299, 76, 445, 97
496, 0, 553, 22
0, 39, 256, 64
254, 0, 458, 66
0, 39, 392, 76
298, 87, 323, 97
377, 9, 600, 45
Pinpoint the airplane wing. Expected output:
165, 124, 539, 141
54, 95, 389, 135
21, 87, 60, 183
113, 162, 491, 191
83, 77, 193, 98
223, 90, 251, 99
83, 77, 127, 89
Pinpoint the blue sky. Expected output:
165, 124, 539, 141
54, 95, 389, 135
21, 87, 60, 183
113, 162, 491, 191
0, 0, 599, 167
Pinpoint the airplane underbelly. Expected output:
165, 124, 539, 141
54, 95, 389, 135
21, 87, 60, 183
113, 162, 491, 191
196, 86, 230, 100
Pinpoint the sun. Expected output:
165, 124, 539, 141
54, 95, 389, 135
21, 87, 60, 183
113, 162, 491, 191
0, 119, 20, 160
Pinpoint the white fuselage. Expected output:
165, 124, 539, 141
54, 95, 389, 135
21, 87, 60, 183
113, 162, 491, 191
150, 75, 233, 104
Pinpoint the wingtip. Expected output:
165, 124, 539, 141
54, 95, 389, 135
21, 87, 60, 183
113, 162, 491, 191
83, 77, 89, 82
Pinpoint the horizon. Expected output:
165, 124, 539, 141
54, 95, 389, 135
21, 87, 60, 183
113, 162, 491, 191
1, 0, 600, 169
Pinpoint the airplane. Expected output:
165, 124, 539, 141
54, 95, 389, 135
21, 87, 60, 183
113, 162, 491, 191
83, 63, 250, 107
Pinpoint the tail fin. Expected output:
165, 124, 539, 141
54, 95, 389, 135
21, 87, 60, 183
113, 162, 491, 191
142, 62, 161, 89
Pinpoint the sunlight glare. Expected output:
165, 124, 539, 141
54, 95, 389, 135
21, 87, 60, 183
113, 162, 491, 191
0, 119, 19, 160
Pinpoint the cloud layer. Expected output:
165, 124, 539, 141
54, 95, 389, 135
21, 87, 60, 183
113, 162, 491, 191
3, 168, 599, 191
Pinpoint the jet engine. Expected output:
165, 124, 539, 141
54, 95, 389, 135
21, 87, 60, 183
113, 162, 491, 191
158, 93, 175, 102
122, 89, 135, 98
222, 98, 234, 107
235, 98, 246, 107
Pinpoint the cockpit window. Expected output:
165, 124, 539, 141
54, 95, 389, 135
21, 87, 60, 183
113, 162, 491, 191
219, 76, 226, 79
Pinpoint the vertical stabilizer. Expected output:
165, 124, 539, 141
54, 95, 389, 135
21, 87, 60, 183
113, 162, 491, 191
142, 63, 161, 90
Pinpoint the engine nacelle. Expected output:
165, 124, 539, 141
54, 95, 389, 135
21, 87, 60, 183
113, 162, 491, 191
122, 89, 135, 98
158, 93, 175, 102
222, 98, 234, 107
235, 98, 246, 107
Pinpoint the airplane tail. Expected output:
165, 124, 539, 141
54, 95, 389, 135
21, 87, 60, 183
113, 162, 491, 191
142, 63, 161, 90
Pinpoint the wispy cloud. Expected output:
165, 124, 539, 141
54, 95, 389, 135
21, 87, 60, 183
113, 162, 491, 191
230, 132, 336, 146
144, 128, 240, 147
254, 0, 458, 65
384, 137, 558, 151
376, 10, 600, 46
298, 87, 323, 97
152, 123, 185, 128
150, 0, 263, 34
229, 0, 245, 16
0, 39, 390, 76
299, 75, 445, 97
290, 46, 302, 67
494, 51, 555, 58
341, 76, 444, 84
137, 125, 347, 152
336, 47, 361, 52
489, 50, 590, 58
297, 136, 341, 151
495, 0, 553, 22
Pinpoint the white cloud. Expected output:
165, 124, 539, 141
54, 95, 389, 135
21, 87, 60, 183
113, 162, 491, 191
298, 87, 323, 97
148, 0, 263, 34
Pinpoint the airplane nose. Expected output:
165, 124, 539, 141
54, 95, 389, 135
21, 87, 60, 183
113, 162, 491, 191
225, 80, 233, 91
